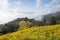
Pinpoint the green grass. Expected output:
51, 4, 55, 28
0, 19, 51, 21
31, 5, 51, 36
0, 24, 60, 40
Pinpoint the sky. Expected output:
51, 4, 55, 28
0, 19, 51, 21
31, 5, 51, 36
0, 0, 60, 24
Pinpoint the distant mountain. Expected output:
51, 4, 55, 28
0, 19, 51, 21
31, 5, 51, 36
43, 11, 60, 20
35, 11, 60, 21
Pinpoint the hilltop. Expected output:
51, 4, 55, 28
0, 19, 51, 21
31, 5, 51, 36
0, 24, 60, 40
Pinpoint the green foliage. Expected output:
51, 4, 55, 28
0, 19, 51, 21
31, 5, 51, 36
26, 21, 33, 27
48, 16, 56, 25
0, 19, 20, 35
4, 22, 19, 33
24, 17, 29, 21
29, 19, 43, 26
42, 11, 60, 25
56, 20, 60, 24
18, 21, 33, 30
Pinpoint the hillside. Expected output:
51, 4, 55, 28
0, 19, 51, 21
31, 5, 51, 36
0, 24, 60, 40
42, 11, 60, 20
18, 21, 33, 30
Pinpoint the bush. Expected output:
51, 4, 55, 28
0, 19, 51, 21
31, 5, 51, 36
48, 16, 56, 25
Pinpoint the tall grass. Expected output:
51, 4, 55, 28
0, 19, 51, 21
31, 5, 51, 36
0, 24, 60, 40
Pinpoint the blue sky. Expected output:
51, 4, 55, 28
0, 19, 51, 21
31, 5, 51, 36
9, 0, 36, 9
0, 0, 60, 24
8, 0, 52, 10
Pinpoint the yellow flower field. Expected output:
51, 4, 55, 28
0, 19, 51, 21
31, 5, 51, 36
0, 24, 60, 40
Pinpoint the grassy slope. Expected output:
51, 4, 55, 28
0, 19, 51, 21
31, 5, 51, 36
0, 24, 60, 40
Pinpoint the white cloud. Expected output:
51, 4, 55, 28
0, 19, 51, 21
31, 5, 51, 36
0, 9, 30, 24
0, 11, 16, 24
56, 5, 60, 11
14, 1, 22, 5
34, 0, 60, 20
53, 0, 60, 3
13, 0, 23, 7
12, 8, 35, 13
35, 0, 41, 8
0, 0, 8, 9
0, 0, 31, 24
0, 0, 9, 24
39, 0, 60, 14
0, 9, 32, 24
0, 0, 60, 24
44, 0, 60, 13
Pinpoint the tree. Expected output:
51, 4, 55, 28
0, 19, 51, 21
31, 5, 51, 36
43, 19, 47, 25
24, 17, 28, 21
18, 20, 33, 30
4, 22, 19, 33
48, 16, 56, 25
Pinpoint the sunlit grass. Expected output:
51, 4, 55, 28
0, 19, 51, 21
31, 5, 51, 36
0, 24, 60, 40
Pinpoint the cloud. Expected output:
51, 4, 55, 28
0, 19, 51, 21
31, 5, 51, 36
37, 0, 60, 14
0, 0, 35, 24
44, 0, 60, 13
0, 0, 32, 24
0, 0, 60, 24
0, 0, 8, 9
0, 0, 9, 24
13, 0, 23, 8
35, 0, 41, 8
0, 9, 32, 24
0, 11, 16, 24
34, 0, 60, 20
